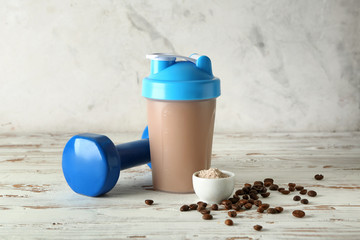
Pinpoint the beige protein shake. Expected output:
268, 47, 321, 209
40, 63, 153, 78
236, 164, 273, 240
142, 53, 221, 193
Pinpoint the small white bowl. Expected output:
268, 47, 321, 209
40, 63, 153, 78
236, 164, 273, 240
192, 170, 235, 204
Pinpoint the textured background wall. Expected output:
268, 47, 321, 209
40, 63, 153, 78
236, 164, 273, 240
0, 0, 359, 133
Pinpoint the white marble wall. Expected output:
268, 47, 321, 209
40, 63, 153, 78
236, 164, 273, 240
0, 0, 359, 133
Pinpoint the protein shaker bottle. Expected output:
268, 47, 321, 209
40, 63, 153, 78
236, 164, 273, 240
142, 53, 221, 193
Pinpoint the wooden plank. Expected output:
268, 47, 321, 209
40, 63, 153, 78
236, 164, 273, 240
0, 132, 359, 239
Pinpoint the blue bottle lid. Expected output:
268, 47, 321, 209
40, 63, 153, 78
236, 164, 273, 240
142, 53, 221, 101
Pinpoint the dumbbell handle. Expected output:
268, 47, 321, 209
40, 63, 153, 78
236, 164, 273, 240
116, 138, 151, 170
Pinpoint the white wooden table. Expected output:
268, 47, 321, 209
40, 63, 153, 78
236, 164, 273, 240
0, 132, 359, 239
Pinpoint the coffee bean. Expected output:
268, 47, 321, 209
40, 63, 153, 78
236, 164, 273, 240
264, 178, 274, 184
242, 195, 249, 200
197, 205, 206, 211
292, 210, 305, 218
267, 208, 277, 214
300, 189, 307, 195
275, 206, 283, 213
281, 190, 290, 195
289, 186, 295, 192
242, 186, 251, 194
225, 219, 233, 226
308, 190, 317, 197
189, 204, 197, 210
301, 199, 309, 204
257, 207, 265, 213
254, 200, 262, 207
264, 181, 272, 187
293, 196, 301, 201
239, 199, 248, 206
278, 187, 285, 192
260, 203, 270, 210
180, 205, 189, 211
253, 225, 263, 231
244, 203, 253, 210
259, 187, 267, 193
235, 189, 245, 196
229, 197, 239, 204
261, 192, 270, 198
249, 189, 258, 195
197, 201, 207, 207
200, 209, 210, 215
269, 184, 279, 190
211, 204, 218, 210
295, 186, 304, 191
247, 199, 254, 204
225, 204, 232, 210
314, 174, 324, 180
145, 199, 154, 205
228, 211, 237, 217
232, 204, 241, 211
288, 183, 296, 188
249, 193, 259, 200
254, 181, 263, 186
244, 183, 252, 188
202, 214, 213, 220
221, 200, 232, 206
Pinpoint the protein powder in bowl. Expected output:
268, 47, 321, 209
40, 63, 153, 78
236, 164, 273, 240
192, 168, 235, 204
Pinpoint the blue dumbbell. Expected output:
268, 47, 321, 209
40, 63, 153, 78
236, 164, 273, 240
62, 128, 150, 197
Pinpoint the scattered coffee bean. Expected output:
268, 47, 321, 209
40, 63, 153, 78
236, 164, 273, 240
228, 211, 237, 217
261, 192, 270, 198
281, 190, 290, 195
232, 204, 241, 211
225, 219, 233, 226
260, 203, 270, 210
254, 181, 263, 186
189, 204, 198, 210
292, 210, 305, 218
197, 201, 207, 207
293, 196, 301, 201
248, 199, 255, 204
264, 178, 274, 184
221, 200, 232, 206
264, 181, 272, 187
308, 190, 317, 197
249, 193, 259, 200
202, 214, 213, 220
300, 189, 307, 195
229, 197, 239, 204
267, 208, 277, 214
269, 184, 279, 190
314, 174, 324, 180
235, 189, 245, 196
253, 225, 263, 231
260, 187, 267, 194
180, 205, 190, 211
295, 186, 304, 191
211, 204, 218, 210
200, 209, 210, 215
278, 187, 285, 192
289, 186, 295, 192
244, 183, 252, 188
275, 206, 283, 213
288, 183, 296, 188
197, 205, 206, 211
145, 199, 154, 205
254, 200, 262, 207
242, 195, 249, 200
257, 207, 265, 213
301, 199, 309, 204
242, 186, 251, 194
244, 203, 253, 210
225, 204, 232, 210
239, 199, 248, 206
